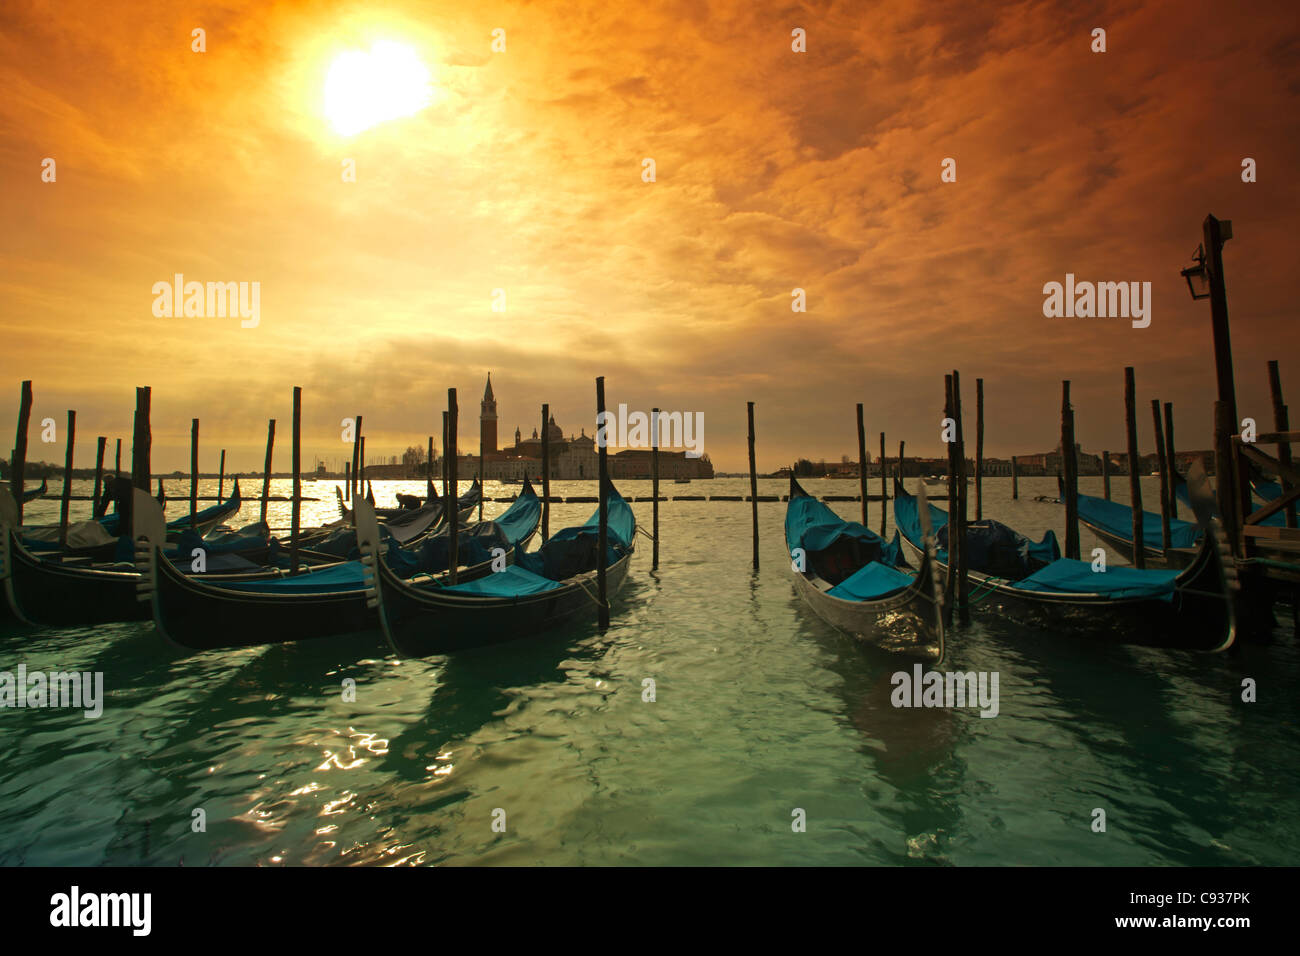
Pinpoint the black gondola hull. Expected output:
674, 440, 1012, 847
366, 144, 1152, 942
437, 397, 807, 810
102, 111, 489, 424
375, 549, 635, 657
899, 533, 1231, 650
791, 550, 943, 659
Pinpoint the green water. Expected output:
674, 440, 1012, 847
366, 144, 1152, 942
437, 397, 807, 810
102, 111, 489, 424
1, 476, 1297, 866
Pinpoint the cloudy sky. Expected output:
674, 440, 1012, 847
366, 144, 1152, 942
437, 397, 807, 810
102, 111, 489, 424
1, 0, 1297, 472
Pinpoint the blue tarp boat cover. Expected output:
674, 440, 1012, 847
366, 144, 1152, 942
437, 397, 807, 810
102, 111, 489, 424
786, 491, 912, 600
218, 561, 371, 594
546, 484, 635, 550
785, 492, 904, 568
1077, 492, 1200, 549
826, 561, 915, 601
513, 485, 634, 584
442, 564, 562, 598
1011, 559, 1181, 602
894, 488, 1059, 579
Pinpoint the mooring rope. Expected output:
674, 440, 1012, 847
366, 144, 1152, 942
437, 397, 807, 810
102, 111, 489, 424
635, 525, 656, 541
572, 575, 609, 609
966, 577, 1008, 604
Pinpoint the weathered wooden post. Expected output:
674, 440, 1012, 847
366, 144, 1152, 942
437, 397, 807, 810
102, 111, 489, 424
359, 436, 366, 497
952, 371, 970, 624
1124, 367, 1145, 568
898, 441, 905, 482
114, 437, 122, 479
426, 435, 435, 502
218, 449, 226, 501
130, 387, 152, 537
1151, 399, 1172, 554
291, 388, 302, 574
1163, 404, 1178, 520
541, 404, 551, 541
879, 432, 887, 536
58, 410, 75, 545
477, 419, 485, 521
1267, 360, 1296, 528
748, 401, 759, 570
651, 406, 660, 570
447, 390, 459, 585
1101, 449, 1111, 500
975, 377, 984, 521
351, 413, 363, 501
1213, 400, 1241, 556
1011, 455, 1019, 500
943, 374, 957, 622
856, 403, 868, 526
10, 380, 33, 525
1202, 214, 1252, 526
260, 419, 276, 525
92, 436, 107, 518
189, 418, 200, 529
597, 378, 610, 627
344, 461, 351, 502
1061, 381, 1080, 560
442, 410, 449, 519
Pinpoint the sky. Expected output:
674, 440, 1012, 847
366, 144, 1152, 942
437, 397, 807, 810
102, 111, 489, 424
1, 0, 1298, 473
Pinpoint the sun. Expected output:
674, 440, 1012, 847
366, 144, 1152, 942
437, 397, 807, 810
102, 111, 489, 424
324, 41, 433, 136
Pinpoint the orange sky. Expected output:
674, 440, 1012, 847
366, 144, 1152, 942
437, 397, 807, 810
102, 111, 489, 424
2, 0, 1298, 472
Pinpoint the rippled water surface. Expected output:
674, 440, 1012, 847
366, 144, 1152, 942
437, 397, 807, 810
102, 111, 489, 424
2, 476, 1297, 865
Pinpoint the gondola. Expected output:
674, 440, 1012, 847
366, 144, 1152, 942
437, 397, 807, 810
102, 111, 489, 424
19, 479, 48, 503
149, 480, 542, 651
356, 478, 636, 657
2, 486, 315, 628
1057, 476, 1201, 570
892, 464, 1235, 652
786, 476, 944, 660
334, 478, 481, 525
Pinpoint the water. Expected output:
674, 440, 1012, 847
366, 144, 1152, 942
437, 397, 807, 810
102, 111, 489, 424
2, 476, 1297, 865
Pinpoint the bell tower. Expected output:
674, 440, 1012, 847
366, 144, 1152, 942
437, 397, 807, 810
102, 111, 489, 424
480, 373, 498, 454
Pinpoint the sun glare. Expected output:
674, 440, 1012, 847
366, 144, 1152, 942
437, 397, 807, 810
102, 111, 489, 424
324, 41, 432, 136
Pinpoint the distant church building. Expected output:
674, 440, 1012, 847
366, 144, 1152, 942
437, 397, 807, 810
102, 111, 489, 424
444, 375, 713, 481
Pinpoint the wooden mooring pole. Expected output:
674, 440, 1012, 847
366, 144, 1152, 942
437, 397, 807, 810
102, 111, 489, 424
1152, 399, 1172, 554
975, 377, 984, 521
1061, 381, 1080, 560
351, 414, 363, 502
1124, 367, 1145, 568
541, 404, 551, 542
130, 387, 152, 537
1163, 404, 1178, 520
426, 435, 435, 502
1102, 449, 1111, 500
879, 432, 887, 536
11, 380, 33, 525
1202, 214, 1252, 529
218, 449, 226, 501
651, 406, 660, 570
92, 436, 107, 519
943, 375, 957, 622
1267, 360, 1297, 528
189, 418, 200, 529
1011, 455, 1019, 500
447, 390, 459, 585
952, 371, 970, 624
855, 403, 868, 526
58, 410, 75, 545
596, 378, 610, 626
748, 401, 759, 570
291, 388, 302, 574
260, 419, 275, 525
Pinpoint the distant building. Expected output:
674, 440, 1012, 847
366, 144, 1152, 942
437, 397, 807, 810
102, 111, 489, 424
441, 376, 713, 480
